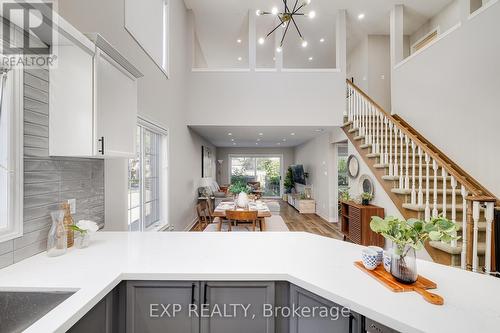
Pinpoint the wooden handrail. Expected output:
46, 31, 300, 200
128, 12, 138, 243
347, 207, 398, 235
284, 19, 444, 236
346, 79, 499, 204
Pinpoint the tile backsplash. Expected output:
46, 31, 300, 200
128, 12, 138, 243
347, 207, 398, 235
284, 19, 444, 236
0, 68, 105, 269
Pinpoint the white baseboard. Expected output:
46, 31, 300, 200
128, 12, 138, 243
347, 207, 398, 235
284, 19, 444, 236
184, 217, 199, 231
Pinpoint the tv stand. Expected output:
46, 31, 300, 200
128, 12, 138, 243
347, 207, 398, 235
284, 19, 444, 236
287, 194, 315, 214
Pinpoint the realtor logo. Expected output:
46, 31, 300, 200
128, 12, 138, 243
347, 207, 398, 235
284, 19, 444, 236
2, 2, 53, 55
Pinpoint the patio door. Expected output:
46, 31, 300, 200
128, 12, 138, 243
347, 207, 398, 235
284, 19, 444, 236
229, 155, 282, 198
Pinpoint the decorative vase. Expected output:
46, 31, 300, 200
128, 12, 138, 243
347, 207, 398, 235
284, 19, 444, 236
362, 198, 369, 205
61, 203, 74, 247
391, 244, 417, 284
237, 192, 249, 208
47, 210, 67, 257
75, 232, 90, 249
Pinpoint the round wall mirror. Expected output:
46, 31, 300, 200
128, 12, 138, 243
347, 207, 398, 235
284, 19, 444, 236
347, 155, 360, 178
359, 174, 375, 197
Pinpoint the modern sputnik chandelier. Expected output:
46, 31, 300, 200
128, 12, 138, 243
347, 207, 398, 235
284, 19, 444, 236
256, 0, 316, 52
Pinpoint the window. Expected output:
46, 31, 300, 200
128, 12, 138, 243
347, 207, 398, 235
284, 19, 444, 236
337, 143, 349, 192
229, 155, 282, 197
411, 28, 439, 54
128, 118, 168, 231
0, 64, 23, 242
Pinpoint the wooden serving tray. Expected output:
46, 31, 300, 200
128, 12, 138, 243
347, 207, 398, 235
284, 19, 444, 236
354, 261, 444, 305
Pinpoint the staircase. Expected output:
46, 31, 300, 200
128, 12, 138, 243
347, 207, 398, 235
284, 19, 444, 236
342, 80, 499, 274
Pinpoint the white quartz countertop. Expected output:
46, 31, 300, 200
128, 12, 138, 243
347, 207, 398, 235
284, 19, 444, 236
0, 232, 499, 333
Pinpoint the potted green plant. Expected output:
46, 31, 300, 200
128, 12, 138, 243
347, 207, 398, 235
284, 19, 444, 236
339, 188, 350, 202
361, 192, 373, 205
370, 216, 458, 284
284, 167, 294, 193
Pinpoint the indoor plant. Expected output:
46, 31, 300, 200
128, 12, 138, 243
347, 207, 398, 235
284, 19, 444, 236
370, 216, 458, 284
361, 192, 373, 205
284, 167, 294, 194
69, 220, 99, 248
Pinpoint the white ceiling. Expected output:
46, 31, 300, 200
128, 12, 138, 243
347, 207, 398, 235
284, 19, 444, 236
189, 126, 335, 148
185, 0, 454, 67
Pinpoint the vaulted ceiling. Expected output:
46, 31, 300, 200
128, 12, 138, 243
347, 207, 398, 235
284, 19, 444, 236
184, 0, 454, 68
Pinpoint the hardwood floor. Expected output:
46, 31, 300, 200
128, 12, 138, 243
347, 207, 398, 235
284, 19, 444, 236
190, 200, 344, 240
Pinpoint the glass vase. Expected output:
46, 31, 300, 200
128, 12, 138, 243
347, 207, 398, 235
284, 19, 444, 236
391, 244, 417, 284
74, 232, 90, 249
47, 210, 67, 257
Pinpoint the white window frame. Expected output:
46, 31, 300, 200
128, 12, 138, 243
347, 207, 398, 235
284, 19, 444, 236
228, 154, 284, 198
411, 26, 440, 54
0, 64, 23, 243
128, 117, 169, 232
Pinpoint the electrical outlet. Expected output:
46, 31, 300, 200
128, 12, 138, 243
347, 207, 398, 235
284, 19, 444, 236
67, 199, 76, 214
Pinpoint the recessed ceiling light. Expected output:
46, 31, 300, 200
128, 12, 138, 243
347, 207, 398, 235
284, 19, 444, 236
257, 138, 261, 142
290, 132, 296, 136
358, 13, 365, 20
259, 133, 263, 136
277, 142, 281, 145
258, 37, 265, 45
308, 56, 313, 61
320, 38, 325, 43
282, 139, 287, 142
237, 39, 242, 44
256, 9, 262, 16
255, 143, 259, 145
237, 57, 242, 61
231, 138, 235, 142
228, 133, 232, 136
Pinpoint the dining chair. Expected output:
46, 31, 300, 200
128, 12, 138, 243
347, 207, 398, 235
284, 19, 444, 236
196, 201, 212, 229
225, 210, 260, 231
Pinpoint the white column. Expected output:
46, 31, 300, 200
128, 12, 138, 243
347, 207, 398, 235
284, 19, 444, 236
336, 9, 347, 73
484, 202, 495, 275
472, 201, 480, 272
460, 186, 469, 270
249, 9, 256, 71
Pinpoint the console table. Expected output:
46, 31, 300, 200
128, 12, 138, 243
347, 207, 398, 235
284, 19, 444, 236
340, 201, 385, 247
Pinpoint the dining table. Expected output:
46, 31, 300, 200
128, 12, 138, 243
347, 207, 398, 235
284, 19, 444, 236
212, 201, 272, 231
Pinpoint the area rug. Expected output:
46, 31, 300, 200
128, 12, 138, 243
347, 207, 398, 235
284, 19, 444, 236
203, 215, 289, 232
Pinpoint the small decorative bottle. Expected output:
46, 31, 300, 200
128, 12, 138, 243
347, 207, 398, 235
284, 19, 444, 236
47, 210, 67, 257
61, 203, 74, 247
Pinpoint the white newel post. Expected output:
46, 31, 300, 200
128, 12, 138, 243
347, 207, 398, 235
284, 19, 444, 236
424, 153, 431, 222
472, 200, 480, 273
432, 160, 438, 218
460, 186, 469, 270
484, 202, 494, 275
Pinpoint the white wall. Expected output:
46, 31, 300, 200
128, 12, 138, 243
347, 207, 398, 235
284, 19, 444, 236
393, 1, 500, 199
187, 71, 346, 127
216, 147, 295, 187
409, 0, 460, 49
294, 132, 337, 222
59, 0, 215, 231
347, 35, 392, 111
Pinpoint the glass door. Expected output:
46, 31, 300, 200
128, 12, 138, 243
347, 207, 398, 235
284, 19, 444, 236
229, 155, 282, 198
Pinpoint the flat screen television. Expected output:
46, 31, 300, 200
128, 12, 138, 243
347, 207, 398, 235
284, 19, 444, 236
290, 165, 306, 185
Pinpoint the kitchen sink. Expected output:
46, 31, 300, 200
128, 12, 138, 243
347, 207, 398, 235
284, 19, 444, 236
0, 290, 75, 333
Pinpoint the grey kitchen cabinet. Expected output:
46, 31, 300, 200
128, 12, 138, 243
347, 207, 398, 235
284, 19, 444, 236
126, 281, 200, 333
200, 281, 275, 333
68, 284, 123, 333
289, 285, 362, 333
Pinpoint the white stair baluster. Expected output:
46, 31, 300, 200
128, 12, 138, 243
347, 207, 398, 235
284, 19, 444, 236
366, 101, 371, 145
450, 176, 457, 248
371, 105, 376, 152
404, 135, 410, 190
472, 201, 480, 273
348, 87, 352, 121
388, 123, 393, 177
484, 202, 495, 275
417, 147, 423, 207
410, 141, 416, 205
384, 117, 389, 165
379, 115, 385, 164
374, 108, 379, 154
399, 131, 404, 189
393, 127, 399, 177
460, 186, 469, 270
424, 153, 431, 221
442, 169, 448, 218
432, 160, 438, 217
359, 97, 365, 136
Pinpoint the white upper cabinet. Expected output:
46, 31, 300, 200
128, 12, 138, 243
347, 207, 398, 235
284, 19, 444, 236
93, 49, 137, 157
49, 19, 143, 158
